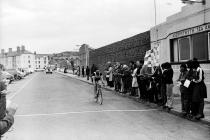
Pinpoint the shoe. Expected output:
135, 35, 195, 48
195, 114, 203, 120
200, 114, 205, 118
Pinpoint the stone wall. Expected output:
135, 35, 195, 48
89, 31, 150, 71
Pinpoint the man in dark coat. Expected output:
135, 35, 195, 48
86, 66, 90, 80
82, 66, 85, 77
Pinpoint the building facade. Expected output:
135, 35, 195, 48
79, 44, 94, 67
35, 54, 50, 69
49, 51, 80, 68
0, 46, 36, 70
150, 1, 210, 100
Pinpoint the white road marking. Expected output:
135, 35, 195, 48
8, 73, 38, 100
15, 109, 158, 117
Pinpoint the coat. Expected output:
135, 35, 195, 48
132, 68, 138, 87
192, 67, 207, 102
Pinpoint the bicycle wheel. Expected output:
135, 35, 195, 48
98, 89, 103, 105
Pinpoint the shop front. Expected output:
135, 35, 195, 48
150, 1, 210, 101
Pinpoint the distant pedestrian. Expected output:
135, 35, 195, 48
86, 66, 90, 80
77, 66, 80, 76
82, 66, 85, 77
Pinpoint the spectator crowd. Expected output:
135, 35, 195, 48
74, 58, 207, 121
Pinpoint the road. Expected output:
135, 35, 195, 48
4, 72, 210, 140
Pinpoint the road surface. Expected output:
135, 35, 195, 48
4, 72, 210, 140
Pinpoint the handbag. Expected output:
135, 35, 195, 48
184, 79, 191, 88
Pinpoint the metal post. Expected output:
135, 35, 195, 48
154, 0, 157, 26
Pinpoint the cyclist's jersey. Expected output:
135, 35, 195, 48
92, 72, 102, 82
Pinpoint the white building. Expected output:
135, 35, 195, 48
35, 54, 49, 69
150, 0, 210, 100
0, 46, 35, 70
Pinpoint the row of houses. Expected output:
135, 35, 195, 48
0, 46, 49, 70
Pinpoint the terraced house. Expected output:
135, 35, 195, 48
0, 46, 35, 70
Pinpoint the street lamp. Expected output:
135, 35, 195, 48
181, 0, 206, 5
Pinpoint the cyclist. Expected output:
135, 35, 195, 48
92, 70, 104, 99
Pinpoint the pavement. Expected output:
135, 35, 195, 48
56, 71, 210, 125
2, 71, 210, 140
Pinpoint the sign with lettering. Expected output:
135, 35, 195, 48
172, 23, 210, 39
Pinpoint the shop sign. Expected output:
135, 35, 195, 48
172, 23, 210, 39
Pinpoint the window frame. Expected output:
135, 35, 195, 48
208, 32, 210, 60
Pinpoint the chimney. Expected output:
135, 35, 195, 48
21, 45, 25, 52
1, 49, 4, 54
17, 46, 21, 53
9, 48, 12, 53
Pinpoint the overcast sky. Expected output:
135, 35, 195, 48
0, 0, 184, 54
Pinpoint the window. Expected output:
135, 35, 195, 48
29, 65, 31, 68
192, 33, 208, 60
28, 60, 30, 63
171, 32, 209, 62
178, 37, 191, 61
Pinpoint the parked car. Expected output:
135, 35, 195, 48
7, 69, 24, 80
35, 68, 45, 72
1, 71, 14, 84
46, 68, 53, 74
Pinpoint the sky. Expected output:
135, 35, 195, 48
0, 0, 184, 54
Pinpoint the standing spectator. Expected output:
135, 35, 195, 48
131, 63, 139, 97
185, 60, 195, 118
177, 63, 188, 115
86, 66, 90, 80
77, 66, 80, 77
136, 61, 143, 98
72, 66, 75, 75
82, 66, 85, 77
162, 62, 174, 111
114, 62, 121, 92
106, 62, 114, 87
122, 65, 130, 94
140, 61, 150, 101
105, 66, 110, 86
119, 64, 124, 93
191, 59, 207, 120
129, 61, 135, 95
91, 64, 97, 83
152, 65, 162, 104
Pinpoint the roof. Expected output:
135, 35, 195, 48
35, 54, 50, 58
7, 50, 33, 57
